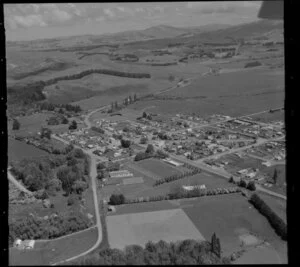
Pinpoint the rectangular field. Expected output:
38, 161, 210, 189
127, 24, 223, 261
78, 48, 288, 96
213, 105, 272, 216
107, 209, 205, 250
181, 194, 286, 257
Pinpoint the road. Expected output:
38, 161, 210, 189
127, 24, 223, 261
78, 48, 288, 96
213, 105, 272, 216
50, 107, 109, 265
8, 169, 33, 196
194, 136, 284, 163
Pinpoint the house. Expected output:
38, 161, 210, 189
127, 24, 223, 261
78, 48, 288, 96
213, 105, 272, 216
162, 158, 183, 167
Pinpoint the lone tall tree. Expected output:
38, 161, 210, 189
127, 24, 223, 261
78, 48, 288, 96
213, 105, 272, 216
134, 93, 137, 102
211, 233, 221, 258
12, 119, 20, 130
273, 169, 278, 185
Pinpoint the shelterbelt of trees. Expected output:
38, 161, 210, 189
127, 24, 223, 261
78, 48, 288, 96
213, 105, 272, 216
75, 238, 230, 265
7, 68, 151, 105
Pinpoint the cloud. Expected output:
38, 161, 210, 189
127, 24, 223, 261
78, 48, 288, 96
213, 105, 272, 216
12, 14, 47, 28
186, 1, 261, 14
103, 8, 115, 18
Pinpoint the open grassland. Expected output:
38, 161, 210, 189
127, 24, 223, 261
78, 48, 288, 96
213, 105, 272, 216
132, 172, 231, 198
107, 209, 205, 250
111, 199, 177, 216
129, 68, 284, 116
9, 227, 98, 266
8, 138, 49, 163
181, 194, 287, 262
136, 158, 186, 179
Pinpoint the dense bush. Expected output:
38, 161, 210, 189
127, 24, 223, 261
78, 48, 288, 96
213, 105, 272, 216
246, 181, 256, 191
120, 139, 131, 148
76, 238, 228, 265
9, 211, 92, 247
249, 193, 287, 240
244, 61, 262, 68
12, 119, 20, 130
109, 194, 126, 205
238, 179, 247, 188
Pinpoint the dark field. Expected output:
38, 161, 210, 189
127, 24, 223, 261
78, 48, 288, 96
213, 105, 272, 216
8, 138, 49, 163
181, 194, 287, 260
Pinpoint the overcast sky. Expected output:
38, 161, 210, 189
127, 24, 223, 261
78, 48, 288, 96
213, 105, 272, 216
4, 2, 262, 41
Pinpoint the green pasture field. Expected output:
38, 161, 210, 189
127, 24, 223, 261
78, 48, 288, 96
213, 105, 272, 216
107, 209, 205, 250
181, 194, 287, 260
9, 227, 98, 266
110, 199, 177, 216
8, 138, 49, 163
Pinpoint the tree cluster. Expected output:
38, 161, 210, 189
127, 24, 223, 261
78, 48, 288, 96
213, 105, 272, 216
9, 211, 92, 247
47, 114, 69, 125
12, 119, 21, 130
11, 147, 89, 196
38, 102, 82, 113
68, 120, 78, 130
76, 238, 229, 265
249, 193, 287, 240
109, 194, 125, 205
154, 164, 201, 186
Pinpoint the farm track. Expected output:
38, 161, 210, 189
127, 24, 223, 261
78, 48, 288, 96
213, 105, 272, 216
8, 170, 33, 196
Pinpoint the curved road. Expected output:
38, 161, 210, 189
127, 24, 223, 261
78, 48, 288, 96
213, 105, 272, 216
51, 106, 108, 265
8, 169, 33, 196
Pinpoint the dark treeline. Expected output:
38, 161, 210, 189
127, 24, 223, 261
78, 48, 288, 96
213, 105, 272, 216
8, 69, 150, 106
37, 102, 82, 113
249, 193, 287, 240
75, 238, 230, 265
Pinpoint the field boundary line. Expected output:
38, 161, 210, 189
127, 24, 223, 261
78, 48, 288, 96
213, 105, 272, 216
36, 225, 97, 243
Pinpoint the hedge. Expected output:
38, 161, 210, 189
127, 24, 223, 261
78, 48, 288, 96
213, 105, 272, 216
249, 193, 287, 240
153, 163, 202, 186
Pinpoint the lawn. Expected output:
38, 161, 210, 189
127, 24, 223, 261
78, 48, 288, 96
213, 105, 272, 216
136, 158, 185, 179
107, 209, 205, 250
9, 227, 98, 265
181, 194, 286, 259
8, 138, 49, 163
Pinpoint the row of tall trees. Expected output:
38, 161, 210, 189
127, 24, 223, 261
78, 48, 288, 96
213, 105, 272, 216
76, 237, 229, 265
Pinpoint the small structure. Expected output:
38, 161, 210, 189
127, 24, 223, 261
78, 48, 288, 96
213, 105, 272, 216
107, 205, 116, 213
109, 170, 133, 178
162, 158, 183, 167
13, 239, 22, 248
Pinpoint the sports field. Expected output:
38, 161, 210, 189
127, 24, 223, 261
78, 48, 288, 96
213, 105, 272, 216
107, 209, 205, 250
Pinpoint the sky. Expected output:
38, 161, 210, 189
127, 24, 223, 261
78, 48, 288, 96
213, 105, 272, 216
4, 2, 262, 41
